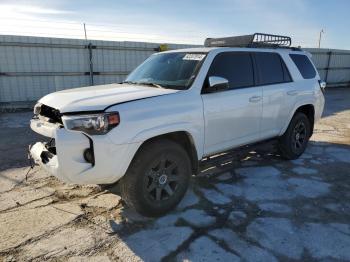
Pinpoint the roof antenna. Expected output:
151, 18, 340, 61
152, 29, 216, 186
318, 29, 324, 48
83, 23, 88, 41
83, 23, 94, 86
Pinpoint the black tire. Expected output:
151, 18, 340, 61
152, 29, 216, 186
278, 112, 311, 160
119, 139, 191, 217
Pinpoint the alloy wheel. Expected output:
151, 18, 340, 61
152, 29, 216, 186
292, 121, 307, 151
143, 155, 180, 201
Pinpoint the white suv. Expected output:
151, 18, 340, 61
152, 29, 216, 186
29, 33, 325, 216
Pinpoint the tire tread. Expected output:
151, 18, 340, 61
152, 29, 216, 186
119, 138, 191, 216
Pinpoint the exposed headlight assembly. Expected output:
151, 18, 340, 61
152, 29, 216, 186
33, 103, 42, 115
62, 112, 120, 135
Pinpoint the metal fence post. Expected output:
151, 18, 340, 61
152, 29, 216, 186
87, 43, 94, 86
325, 51, 332, 83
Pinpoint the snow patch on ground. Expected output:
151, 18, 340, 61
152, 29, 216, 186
209, 229, 277, 262
176, 188, 200, 210
114, 226, 193, 261
228, 211, 247, 226
292, 166, 318, 175
200, 188, 231, 205
216, 172, 232, 181
176, 236, 240, 262
247, 218, 304, 259
258, 203, 292, 214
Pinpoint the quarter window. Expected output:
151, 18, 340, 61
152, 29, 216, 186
207, 52, 254, 89
281, 60, 292, 82
290, 54, 316, 79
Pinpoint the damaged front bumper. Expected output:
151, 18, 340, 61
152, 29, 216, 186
29, 141, 59, 176
29, 117, 141, 185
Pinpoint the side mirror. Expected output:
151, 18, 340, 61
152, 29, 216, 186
319, 80, 326, 93
206, 76, 229, 93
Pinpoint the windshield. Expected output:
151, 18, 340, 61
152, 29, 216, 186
125, 52, 206, 90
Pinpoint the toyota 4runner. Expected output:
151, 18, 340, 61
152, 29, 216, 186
29, 33, 325, 216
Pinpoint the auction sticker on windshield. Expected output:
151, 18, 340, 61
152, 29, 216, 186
183, 54, 206, 61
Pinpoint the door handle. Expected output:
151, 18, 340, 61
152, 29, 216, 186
287, 90, 298, 96
249, 96, 262, 103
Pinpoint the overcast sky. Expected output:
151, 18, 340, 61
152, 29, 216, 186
0, 0, 349, 49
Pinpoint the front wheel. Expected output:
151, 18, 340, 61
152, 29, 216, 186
278, 112, 311, 160
119, 139, 191, 217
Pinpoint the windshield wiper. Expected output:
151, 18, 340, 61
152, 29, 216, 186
122, 81, 163, 88
137, 82, 164, 89
122, 81, 138, 85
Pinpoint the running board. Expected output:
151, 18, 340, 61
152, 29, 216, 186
198, 138, 278, 174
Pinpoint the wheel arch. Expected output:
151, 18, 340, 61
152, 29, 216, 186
133, 131, 200, 175
281, 103, 315, 136
295, 104, 315, 136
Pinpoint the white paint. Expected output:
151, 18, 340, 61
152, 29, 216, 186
30, 47, 324, 186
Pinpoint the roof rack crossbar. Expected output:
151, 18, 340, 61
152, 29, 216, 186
204, 33, 292, 48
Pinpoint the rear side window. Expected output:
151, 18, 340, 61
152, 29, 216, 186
290, 54, 316, 79
255, 52, 286, 85
208, 52, 254, 89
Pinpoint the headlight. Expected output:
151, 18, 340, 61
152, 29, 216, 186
34, 103, 42, 115
62, 112, 120, 135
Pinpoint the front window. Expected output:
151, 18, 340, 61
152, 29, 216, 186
125, 52, 206, 90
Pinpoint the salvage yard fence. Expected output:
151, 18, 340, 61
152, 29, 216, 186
304, 48, 350, 88
0, 35, 195, 109
0, 35, 349, 109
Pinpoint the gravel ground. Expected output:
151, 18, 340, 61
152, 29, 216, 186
0, 88, 349, 261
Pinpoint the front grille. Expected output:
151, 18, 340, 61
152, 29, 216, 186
39, 104, 62, 124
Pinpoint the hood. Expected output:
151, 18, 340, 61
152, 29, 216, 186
39, 83, 180, 113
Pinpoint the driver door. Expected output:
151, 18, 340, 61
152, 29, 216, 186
201, 51, 263, 155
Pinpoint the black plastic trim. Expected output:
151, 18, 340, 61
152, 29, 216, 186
201, 50, 295, 94
62, 110, 105, 116
83, 134, 95, 166
201, 51, 256, 94
253, 52, 294, 85
199, 137, 278, 168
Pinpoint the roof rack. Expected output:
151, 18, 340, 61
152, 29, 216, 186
204, 33, 293, 49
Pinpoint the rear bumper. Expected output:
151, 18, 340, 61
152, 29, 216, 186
29, 118, 141, 185
315, 91, 325, 122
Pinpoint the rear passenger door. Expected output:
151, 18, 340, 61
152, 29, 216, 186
201, 52, 263, 155
254, 52, 294, 139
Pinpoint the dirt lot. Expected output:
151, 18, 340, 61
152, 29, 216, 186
0, 88, 350, 261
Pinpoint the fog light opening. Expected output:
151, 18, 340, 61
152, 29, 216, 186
83, 148, 94, 165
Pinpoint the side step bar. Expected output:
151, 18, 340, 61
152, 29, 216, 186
198, 138, 278, 174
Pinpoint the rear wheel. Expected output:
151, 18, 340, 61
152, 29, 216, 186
279, 112, 311, 160
119, 139, 191, 217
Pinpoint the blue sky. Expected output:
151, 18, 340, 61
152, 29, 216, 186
0, 0, 349, 49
